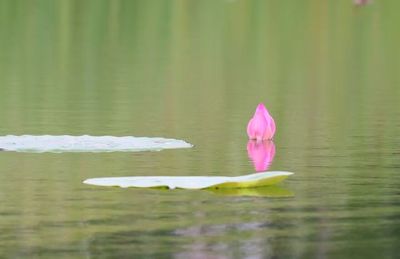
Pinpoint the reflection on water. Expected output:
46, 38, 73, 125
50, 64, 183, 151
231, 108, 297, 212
0, 135, 192, 153
354, 0, 371, 6
208, 185, 293, 197
0, 0, 400, 258
247, 140, 276, 172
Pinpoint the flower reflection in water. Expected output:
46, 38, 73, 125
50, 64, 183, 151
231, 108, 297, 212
247, 140, 276, 172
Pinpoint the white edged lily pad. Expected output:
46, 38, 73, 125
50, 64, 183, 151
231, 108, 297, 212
83, 171, 293, 189
0, 135, 192, 153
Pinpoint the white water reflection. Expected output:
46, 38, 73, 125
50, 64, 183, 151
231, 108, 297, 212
0, 135, 192, 153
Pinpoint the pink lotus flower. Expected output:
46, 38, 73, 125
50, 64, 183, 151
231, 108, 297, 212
247, 140, 276, 172
247, 103, 276, 141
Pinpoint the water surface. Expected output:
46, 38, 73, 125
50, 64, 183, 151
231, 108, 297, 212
0, 0, 399, 258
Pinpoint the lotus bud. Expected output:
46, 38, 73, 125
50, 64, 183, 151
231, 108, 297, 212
247, 103, 276, 141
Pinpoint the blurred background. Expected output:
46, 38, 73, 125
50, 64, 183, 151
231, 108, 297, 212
0, 0, 399, 258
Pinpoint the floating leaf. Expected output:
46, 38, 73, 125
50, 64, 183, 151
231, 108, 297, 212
83, 171, 293, 189
0, 135, 192, 153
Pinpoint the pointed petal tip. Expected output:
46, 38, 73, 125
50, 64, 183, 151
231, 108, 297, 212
256, 103, 266, 111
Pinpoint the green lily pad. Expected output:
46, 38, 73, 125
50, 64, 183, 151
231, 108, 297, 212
83, 171, 293, 189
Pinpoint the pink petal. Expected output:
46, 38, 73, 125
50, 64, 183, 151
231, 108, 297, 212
247, 103, 276, 140
247, 113, 267, 141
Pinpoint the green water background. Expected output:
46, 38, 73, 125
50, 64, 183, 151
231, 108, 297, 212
0, 0, 399, 258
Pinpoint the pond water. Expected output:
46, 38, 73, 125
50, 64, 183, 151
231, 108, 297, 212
0, 1, 399, 258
